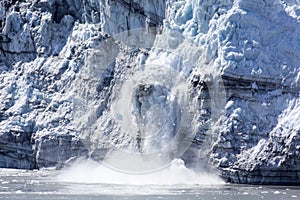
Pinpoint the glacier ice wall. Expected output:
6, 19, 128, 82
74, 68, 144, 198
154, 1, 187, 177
1, 0, 300, 184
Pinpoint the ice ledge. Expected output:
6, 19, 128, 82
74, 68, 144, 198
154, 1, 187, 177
221, 168, 300, 185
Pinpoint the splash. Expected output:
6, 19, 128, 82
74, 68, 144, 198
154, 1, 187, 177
57, 156, 224, 185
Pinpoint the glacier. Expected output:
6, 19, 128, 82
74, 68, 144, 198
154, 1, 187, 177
1, 0, 300, 185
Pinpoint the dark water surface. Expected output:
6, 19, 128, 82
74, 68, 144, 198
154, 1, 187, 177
0, 169, 299, 200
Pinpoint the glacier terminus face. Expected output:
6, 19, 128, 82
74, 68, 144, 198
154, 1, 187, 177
1, 0, 300, 185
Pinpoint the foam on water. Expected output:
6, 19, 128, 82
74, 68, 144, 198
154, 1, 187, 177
57, 156, 224, 186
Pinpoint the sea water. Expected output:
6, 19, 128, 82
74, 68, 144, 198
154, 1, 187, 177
0, 163, 300, 200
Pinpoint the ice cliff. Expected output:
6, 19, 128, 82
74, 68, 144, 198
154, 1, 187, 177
1, 0, 300, 185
